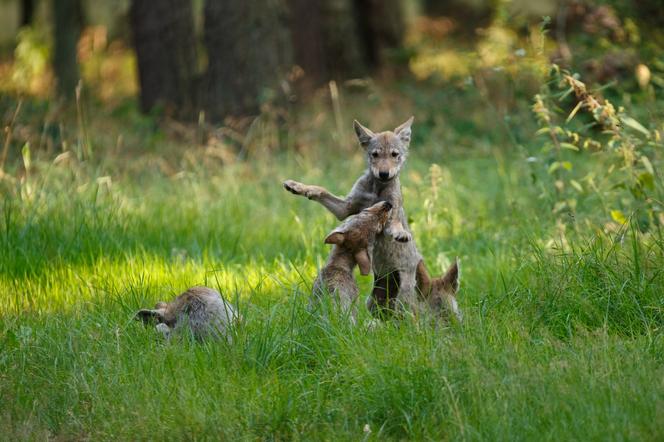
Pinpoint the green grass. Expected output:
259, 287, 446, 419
1, 93, 663, 440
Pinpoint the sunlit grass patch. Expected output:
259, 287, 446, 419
1, 86, 663, 439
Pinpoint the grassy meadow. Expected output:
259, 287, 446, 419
1, 83, 663, 441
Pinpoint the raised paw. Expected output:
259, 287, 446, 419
283, 180, 321, 200
392, 229, 412, 243
283, 179, 305, 195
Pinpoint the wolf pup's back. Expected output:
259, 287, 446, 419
136, 286, 241, 341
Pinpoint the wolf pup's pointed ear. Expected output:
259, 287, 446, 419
325, 231, 345, 245
135, 309, 164, 324
394, 116, 414, 146
415, 259, 432, 297
354, 249, 372, 276
441, 258, 460, 293
353, 120, 376, 148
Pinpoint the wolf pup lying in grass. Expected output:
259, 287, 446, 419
135, 286, 241, 340
285, 117, 425, 315
312, 200, 392, 321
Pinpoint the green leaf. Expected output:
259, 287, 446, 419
638, 172, 655, 190
560, 142, 579, 151
559, 86, 575, 101
611, 210, 628, 225
570, 179, 583, 192
22, 142, 31, 172
548, 162, 560, 174
565, 101, 583, 123
651, 74, 664, 88
553, 201, 568, 213
641, 156, 655, 175
621, 116, 650, 137
561, 161, 573, 170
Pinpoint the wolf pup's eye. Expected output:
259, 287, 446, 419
371, 152, 379, 158
391, 151, 399, 158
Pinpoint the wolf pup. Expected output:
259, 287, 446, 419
312, 200, 392, 321
284, 117, 423, 314
415, 258, 462, 322
135, 286, 240, 341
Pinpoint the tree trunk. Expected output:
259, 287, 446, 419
21, 0, 35, 27
52, 0, 83, 99
422, 0, 492, 36
203, 0, 291, 121
321, 0, 367, 79
129, 0, 198, 119
288, 0, 327, 90
353, 0, 404, 69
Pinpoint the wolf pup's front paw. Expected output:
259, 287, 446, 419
283, 180, 314, 198
394, 230, 412, 242
283, 179, 304, 195
387, 227, 411, 242
283, 180, 322, 200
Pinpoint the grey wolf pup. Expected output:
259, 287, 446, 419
311, 201, 392, 321
416, 258, 462, 322
284, 117, 423, 314
135, 286, 241, 340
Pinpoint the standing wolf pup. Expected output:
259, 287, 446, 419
312, 200, 392, 321
284, 117, 424, 314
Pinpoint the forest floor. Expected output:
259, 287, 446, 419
1, 82, 663, 440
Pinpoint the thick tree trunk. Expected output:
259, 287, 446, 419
289, 0, 328, 90
353, 0, 404, 69
423, 0, 448, 16
52, 0, 83, 99
21, 0, 35, 27
422, 0, 492, 36
287, 0, 403, 89
322, 0, 367, 79
203, 0, 291, 120
130, 0, 198, 119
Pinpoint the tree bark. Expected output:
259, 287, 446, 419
422, 0, 492, 36
353, 0, 404, 69
321, 0, 367, 79
203, 0, 291, 120
52, 0, 83, 99
21, 0, 36, 27
130, 0, 198, 119
289, 0, 328, 90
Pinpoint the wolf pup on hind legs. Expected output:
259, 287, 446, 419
284, 117, 425, 316
311, 201, 392, 321
283, 116, 414, 242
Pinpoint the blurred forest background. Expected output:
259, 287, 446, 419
2, 0, 664, 228
2, 2, 664, 439
1, 0, 662, 123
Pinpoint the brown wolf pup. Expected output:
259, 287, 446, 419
415, 258, 462, 322
135, 286, 241, 341
312, 200, 392, 321
284, 117, 424, 314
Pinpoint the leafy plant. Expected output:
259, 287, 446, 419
531, 65, 664, 230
